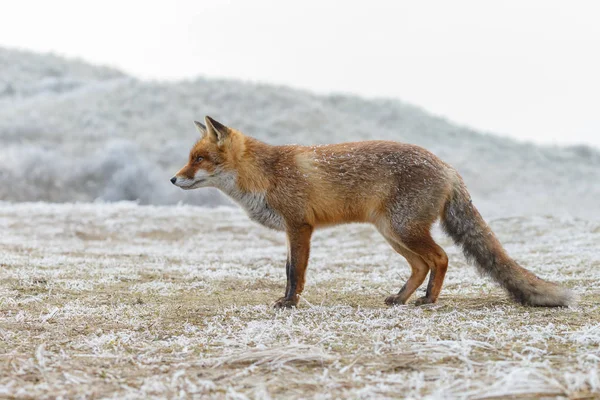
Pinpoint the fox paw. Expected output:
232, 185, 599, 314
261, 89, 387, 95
414, 296, 436, 306
273, 297, 298, 309
385, 294, 409, 306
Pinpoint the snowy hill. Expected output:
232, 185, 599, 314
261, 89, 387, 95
1, 48, 599, 219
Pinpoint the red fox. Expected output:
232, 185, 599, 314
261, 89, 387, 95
171, 116, 575, 309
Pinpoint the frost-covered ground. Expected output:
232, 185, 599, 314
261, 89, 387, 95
1, 202, 599, 399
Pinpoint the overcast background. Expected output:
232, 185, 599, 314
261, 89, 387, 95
1, 0, 598, 148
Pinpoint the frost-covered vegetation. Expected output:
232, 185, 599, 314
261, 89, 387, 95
0, 202, 598, 398
1, 48, 599, 218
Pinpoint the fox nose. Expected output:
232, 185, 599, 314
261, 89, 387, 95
170, 176, 177, 185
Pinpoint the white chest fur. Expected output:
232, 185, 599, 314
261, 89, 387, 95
216, 172, 285, 231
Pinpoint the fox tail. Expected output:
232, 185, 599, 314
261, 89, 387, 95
441, 178, 576, 307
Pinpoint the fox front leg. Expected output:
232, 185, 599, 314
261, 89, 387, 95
273, 224, 313, 309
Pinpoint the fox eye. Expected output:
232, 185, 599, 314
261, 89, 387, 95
195, 156, 204, 163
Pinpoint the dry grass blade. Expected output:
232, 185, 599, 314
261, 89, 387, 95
211, 344, 336, 369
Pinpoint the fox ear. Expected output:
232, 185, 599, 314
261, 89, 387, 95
194, 120, 208, 137
204, 116, 231, 145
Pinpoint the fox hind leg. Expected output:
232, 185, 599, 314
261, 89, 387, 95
380, 215, 449, 305
400, 231, 448, 305
380, 235, 430, 305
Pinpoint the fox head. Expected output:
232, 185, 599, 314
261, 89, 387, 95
171, 116, 240, 190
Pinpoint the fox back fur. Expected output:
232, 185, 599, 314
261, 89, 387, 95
172, 116, 576, 309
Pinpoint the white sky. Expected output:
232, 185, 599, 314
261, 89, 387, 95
1, 0, 599, 148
